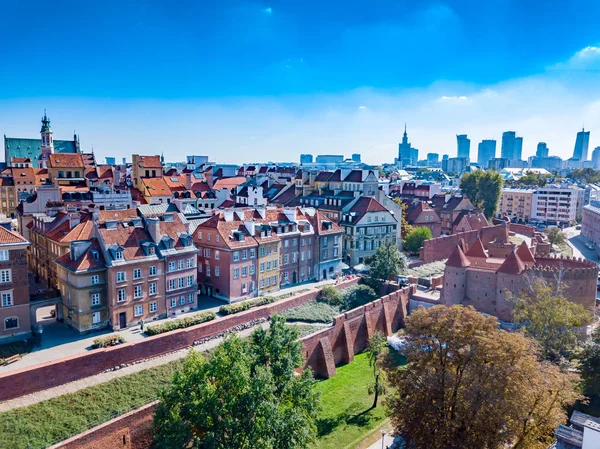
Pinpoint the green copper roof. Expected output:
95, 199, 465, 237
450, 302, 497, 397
4, 137, 77, 163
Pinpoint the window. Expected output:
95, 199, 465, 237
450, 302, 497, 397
334, 235, 339, 245
188, 293, 194, 304
92, 312, 100, 325
178, 278, 185, 288
134, 285, 142, 299
293, 239, 297, 246
117, 271, 126, 282
168, 262, 176, 272
134, 305, 143, 317
91, 275, 99, 285
214, 251, 220, 260
179, 296, 186, 306
233, 268, 240, 279
207, 233, 211, 241
168, 279, 176, 291
272, 275, 277, 285
91, 293, 101, 306
307, 251, 311, 260
242, 250, 248, 260
206, 264, 211, 276
178, 260, 185, 270
198, 264, 203, 273
204, 248, 211, 258
301, 251, 305, 261
250, 249, 256, 258
187, 257, 195, 268
197, 231, 202, 240
216, 234, 220, 242
0, 269, 11, 284
260, 263, 265, 273
170, 298, 177, 308
284, 240, 289, 248
149, 266, 157, 276
322, 249, 327, 259
133, 268, 141, 279
115, 250, 124, 260
260, 278, 265, 288
284, 254, 289, 265
242, 283, 247, 293
250, 264, 255, 274
215, 266, 220, 277
187, 275, 194, 286
273, 259, 278, 269
334, 248, 339, 257
233, 251, 240, 262
260, 247, 266, 257
149, 282, 157, 295
150, 302, 158, 313
267, 261, 272, 271
117, 289, 126, 302
242, 266, 247, 277
266, 277, 271, 287
284, 272, 289, 282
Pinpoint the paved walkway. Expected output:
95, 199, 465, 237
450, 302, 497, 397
365, 433, 396, 449
0, 322, 270, 412
0, 278, 337, 374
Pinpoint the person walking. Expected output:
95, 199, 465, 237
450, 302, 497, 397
139, 319, 144, 333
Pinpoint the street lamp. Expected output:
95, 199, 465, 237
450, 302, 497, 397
381, 429, 386, 449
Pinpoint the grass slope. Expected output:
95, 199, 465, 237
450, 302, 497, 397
280, 301, 340, 323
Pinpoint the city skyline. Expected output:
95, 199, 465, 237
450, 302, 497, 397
3, 1, 600, 164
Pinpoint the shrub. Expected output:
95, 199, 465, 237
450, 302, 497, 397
92, 334, 126, 349
319, 285, 344, 306
280, 301, 340, 323
145, 312, 216, 336
219, 296, 276, 316
343, 284, 378, 310
403, 227, 432, 253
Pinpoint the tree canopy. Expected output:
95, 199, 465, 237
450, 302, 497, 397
579, 327, 600, 397
393, 198, 415, 238
512, 278, 592, 362
567, 168, 600, 184
387, 305, 580, 449
544, 227, 566, 246
460, 170, 503, 218
369, 240, 408, 281
153, 316, 320, 449
402, 227, 432, 253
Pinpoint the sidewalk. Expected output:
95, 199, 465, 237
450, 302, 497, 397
0, 322, 269, 412
0, 278, 336, 374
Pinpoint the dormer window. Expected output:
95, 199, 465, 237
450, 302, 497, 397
169, 240, 175, 249
149, 246, 155, 255
115, 250, 123, 260
91, 250, 99, 261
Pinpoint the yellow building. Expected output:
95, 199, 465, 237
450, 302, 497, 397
0, 177, 17, 218
131, 155, 164, 190
255, 225, 281, 295
499, 188, 534, 223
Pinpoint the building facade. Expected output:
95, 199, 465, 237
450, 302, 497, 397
499, 188, 534, 223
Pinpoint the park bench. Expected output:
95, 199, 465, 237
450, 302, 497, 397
2, 354, 21, 365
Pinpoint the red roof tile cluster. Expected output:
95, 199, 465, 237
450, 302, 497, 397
56, 240, 106, 272
465, 239, 488, 258
48, 153, 85, 168
497, 250, 525, 274
446, 245, 471, 268
142, 178, 172, 197
0, 226, 28, 245
136, 155, 162, 168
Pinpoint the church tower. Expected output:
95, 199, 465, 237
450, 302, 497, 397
40, 110, 54, 162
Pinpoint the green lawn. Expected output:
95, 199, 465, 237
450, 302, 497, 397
280, 301, 340, 323
0, 360, 184, 449
314, 351, 405, 449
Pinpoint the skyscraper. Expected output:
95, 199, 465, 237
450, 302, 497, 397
536, 142, 549, 158
456, 134, 470, 159
592, 147, 600, 169
573, 128, 590, 161
477, 140, 496, 168
398, 124, 418, 166
501, 131, 523, 162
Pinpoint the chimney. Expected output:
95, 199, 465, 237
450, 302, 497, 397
69, 213, 81, 229
204, 167, 214, 189
185, 173, 192, 190
145, 217, 161, 243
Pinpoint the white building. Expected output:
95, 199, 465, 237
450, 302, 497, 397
531, 186, 578, 226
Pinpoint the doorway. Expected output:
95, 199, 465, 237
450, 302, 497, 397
323, 269, 327, 280
119, 312, 127, 329
292, 271, 297, 284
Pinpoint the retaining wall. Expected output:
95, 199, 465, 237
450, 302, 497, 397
0, 279, 359, 402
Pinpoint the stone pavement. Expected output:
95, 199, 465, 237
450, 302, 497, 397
0, 322, 270, 412
0, 278, 337, 374
365, 432, 396, 449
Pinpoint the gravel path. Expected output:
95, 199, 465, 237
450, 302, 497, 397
0, 321, 269, 413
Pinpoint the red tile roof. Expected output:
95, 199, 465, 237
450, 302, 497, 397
142, 177, 172, 197
496, 250, 525, 274
48, 153, 84, 168
465, 239, 488, 258
516, 241, 535, 264
0, 226, 28, 245
213, 177, 247, 190
446, 245, 471, 268
56, 239, 106, 272
136, 155, 162, 168
46, 217, 94, 243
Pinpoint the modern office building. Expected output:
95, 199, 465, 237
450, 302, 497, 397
573, 128, 591, 161
427, 153, 439, 165
592, 147, 600, 169
536, 142, 549, 158
501, 131, 523, 162
477, 140, 496, 168
315, 155, 344, 164
442, 157, 469, 174
300, 154, 313, 165
105, 157, 116, 165
514, 136, 523, 161
528, 155, 564, 170
456, 134, 470, 159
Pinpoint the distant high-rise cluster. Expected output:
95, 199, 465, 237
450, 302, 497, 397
572, 128, 590, 161
477, 140, 496, 168
456, 134, 470, 159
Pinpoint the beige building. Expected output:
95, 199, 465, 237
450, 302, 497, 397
498, 188, 533, 223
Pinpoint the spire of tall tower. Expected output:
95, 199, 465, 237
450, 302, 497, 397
41, 109, 51, 133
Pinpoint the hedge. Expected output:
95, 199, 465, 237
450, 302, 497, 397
91, 334, 126, 349
144, 311, 216, 336
219, 296, 276, 316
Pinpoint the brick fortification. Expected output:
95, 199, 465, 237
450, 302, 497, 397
441, 239, 598, 322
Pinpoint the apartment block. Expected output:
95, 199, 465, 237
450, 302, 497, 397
499, 188, 534, 223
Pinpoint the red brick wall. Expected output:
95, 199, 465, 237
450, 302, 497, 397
49, 402, 158, 449
0, 278, 359, 402
508, 223, 536, 237
420, 230, 480, 263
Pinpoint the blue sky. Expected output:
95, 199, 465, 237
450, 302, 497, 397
2, 0, 600, 163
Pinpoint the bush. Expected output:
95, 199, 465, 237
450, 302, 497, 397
145, 312, 216, 336
219, 296, 276, 316
343, 285, 378, 310
92, 334, 126, 349
403, 227, 432, 253
545, 226, 566, 245
280, 301, 340, 323
319, 285, 344, 306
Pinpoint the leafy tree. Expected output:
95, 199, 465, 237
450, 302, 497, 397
567, 168, 600, 184
154, 316, 320, 449
318, 285, 344, 306
343, 284, 378, 310
367, 333, 388, 409
403, 227, 432, 253
544, 226, 566, 246
393, 198, 414, 238
370, 240, 408, 281
460, 170, 503, 218
387, 305, 581, 449
579, 328, 600, 396
512, 279, 592, 362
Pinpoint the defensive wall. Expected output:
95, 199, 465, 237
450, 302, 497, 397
0, 278, 360, 402
48, 283, 415, 449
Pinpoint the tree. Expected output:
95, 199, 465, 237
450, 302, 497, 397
511, 279, 592, 362
318, 285, 344, 306
154, 316, 320, 449
545, 226, 566, 246
579, 328, 600, 396
460, 170, 503, 218
387, 305, 581, 449
403, 227, 432, 253
343, 284, 378, 310
393, 198, 414, 238
367, 332, 388, 409
369, 240, 408, 281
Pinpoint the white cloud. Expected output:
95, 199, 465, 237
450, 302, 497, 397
548, 45, 600, 71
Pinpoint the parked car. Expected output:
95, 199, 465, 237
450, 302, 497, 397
397, 275, 409, 287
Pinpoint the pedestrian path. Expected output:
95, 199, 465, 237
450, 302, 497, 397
0, 323, 268, 413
